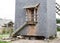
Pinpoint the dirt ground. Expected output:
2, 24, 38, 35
11, 32, 60, 43
11, 38, 60, 43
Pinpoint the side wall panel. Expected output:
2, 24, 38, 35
47, 0, 56, 37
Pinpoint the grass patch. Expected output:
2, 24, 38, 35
0, 34, 9, 39
57, 26, 60, 31
0, 41, 10, 43
56, 19, 60, 23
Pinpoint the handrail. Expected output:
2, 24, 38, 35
11, 22, 27, 37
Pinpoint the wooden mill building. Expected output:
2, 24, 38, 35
11, 0, 56, 39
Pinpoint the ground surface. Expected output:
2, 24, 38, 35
11, 32, 60, 43
11, 39, 60, 43
0, 34, 9, 39
0, 41, 10, 43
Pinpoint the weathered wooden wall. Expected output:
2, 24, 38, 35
15, 0, 56, 38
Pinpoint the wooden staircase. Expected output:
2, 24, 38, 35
11, 22, 27, 37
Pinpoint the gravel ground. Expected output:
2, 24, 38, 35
11, 32, 60, 43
